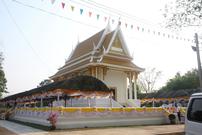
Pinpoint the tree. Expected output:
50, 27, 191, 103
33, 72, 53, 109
160, 69, 199, 91
0, 53, 7, 98
137, 68, 162, 93
37, 79, 52, 87
163, 0, 202, 28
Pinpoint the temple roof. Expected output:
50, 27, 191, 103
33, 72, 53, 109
68, 29, 105, 61
51, 25, 144, 79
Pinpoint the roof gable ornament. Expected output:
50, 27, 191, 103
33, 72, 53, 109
105, 24, 131, 58
90, 43, 107, 63
95, 21, 111, 50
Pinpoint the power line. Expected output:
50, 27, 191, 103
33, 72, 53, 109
76, 0, 159, 26
11, 0, 193, 44
12, 0, 102, 29
1, 0, 52, 72
11, 0, 193, 45
68, 0, 120, 19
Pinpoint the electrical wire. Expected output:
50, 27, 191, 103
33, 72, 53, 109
77, 0, 158, 25
12, 0, 102, 29
1, 0, 52, 72
11, 0, 193, 46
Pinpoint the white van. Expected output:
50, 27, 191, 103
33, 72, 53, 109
185, 92, 202, 135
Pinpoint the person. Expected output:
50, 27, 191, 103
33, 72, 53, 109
175, 104, 181, 123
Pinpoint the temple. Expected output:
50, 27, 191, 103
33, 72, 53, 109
51, 25, 144, 105
0, 25, 176, 130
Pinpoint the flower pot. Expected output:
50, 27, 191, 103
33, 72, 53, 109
168, 114, 176, 124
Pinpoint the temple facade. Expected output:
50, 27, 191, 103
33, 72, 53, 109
51, 25, 144, 105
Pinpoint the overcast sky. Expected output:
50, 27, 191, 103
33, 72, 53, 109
0, 0, 197, 97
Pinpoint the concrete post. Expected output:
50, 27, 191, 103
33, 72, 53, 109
194, 33, 202, 90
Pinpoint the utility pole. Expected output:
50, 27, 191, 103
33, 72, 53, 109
193, 33, 202, 90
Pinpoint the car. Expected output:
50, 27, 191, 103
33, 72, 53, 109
185, 92, 202, 135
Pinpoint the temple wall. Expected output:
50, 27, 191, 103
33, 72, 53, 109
103, 70, 127, 105
11, 107, 169, 129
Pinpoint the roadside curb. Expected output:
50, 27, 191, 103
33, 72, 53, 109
156, 132, 185, 135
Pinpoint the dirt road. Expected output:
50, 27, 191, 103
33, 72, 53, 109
0, 120, 184, 135
0, 127, 17, 135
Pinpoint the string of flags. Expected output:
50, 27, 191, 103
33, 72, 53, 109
35, 0, 195, 42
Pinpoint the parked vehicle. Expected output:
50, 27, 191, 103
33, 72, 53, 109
185, 92, 202, 135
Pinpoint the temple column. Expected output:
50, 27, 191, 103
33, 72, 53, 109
40, 97, 43, 107
95, 67, 97, 78
133, 72, 137, 100
129, 72, 133, 99
103, 67, 107, 81
57, 93, 60, 101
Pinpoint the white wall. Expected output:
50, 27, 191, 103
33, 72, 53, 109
103, 69, 127, 105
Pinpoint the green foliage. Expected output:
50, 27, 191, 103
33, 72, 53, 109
0, 53, 7, 98
37, 79, 52, 87
160, 69, 199, 91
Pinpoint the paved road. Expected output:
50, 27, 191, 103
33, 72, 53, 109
0, 120, 184, 135
0, 127, 17, 135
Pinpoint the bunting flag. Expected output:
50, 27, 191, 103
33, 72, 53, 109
51, 0, 55, 4
125, 23, 127, 28
61, 2, 65, 9
112, 19, 115, 24
38, 0, 193, 42
80, 8, 83, 15
104, 17, 107, 22
118, 21, 121, 26
71, 5, 74, 11
96, 14, 100, 20
89, 11, 92, 17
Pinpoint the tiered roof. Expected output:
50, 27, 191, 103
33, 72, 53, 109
51, 25, 144, 80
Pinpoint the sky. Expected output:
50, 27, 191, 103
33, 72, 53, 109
0, 0, 198, 97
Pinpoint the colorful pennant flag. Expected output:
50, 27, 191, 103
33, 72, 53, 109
51, 0, 55, 4
71, 6, 75, 11
39, 0, 192, 43
118, 21, 121, 26
89, 12, 92, 17
80, 9, 83, 15
104, 17, 107, 22
112, 19, 115, 24
61, 2, 65, 9
96, 14, 100, 20
125, 23, 127, 28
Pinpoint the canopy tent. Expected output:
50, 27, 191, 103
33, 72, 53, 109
140, 89, 202, 99
140, 89, 202, 107
1, 75, 111, 103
